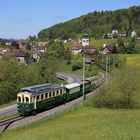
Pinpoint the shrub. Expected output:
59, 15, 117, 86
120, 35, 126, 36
89, 65, 140, 109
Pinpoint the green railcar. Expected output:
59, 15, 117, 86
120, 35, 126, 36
79, 81, 91, 96
17, 84, 65, 115
64, 83, 81, 101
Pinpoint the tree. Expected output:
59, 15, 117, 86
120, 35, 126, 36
0, 58, 23, 103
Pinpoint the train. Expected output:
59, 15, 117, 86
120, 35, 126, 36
17, 76, 99, 116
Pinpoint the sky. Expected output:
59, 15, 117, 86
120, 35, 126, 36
0, 0, 140, 39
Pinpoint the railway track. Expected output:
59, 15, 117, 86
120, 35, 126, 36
0, 116, 24, 133
0, 72, 108, 133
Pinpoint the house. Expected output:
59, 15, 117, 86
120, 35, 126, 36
70, 45, 83, 55
131, 30, 137, 38
106, 33, 113, 38
77, 38, 82, 44
0, 48, 11, 54
81, 47, 96, 57
112, 30, 119, 35
100, 43, 117, 54
54, 38, 61, 43
61, 37, 69, 43
118, 33, 126, 38
11, 50, 30, 64
33, 53, 41, 62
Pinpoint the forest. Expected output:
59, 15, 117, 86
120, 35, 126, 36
38, 6, 140, 39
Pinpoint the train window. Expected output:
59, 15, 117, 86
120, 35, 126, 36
53, 91, 55, 97
30, 97, 32, 103
57, 90, 59, 95
41, 94, 44, 100
37, 95, 40, 101
17, 97, 21, 103
25, 97, 29, 103
45, 93, 48, 99
60, 89, 63, 95
23, 97, 24, 103
49, 92, 51, 98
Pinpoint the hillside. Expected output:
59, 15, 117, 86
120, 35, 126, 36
38, 6, 140, 39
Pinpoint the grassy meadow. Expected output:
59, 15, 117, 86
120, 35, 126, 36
89, 38, 117, 47
1, 106, 140, 140
0, 101, 16, 109
64, 38, 118, 48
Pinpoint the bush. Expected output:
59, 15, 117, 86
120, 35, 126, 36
72, 65, 82, 71
88, 66, 140, 109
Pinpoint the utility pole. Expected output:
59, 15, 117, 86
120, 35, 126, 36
101, 54, 104, 69
106, 56, 108, 79
83, 55, 85, 100
108, 55, 110, 72
113, 54, 115, 69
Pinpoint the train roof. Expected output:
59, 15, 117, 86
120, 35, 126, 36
65, 83, 80, 89
79, 80, 89, 85
86, 76, 99, 81
20, 83, 63, 94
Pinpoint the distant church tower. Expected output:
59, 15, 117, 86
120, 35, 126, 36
82, 34, 89, 47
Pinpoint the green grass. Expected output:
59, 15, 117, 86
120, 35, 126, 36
126, 54, 140, 69
0, 101, 16, 109
0, 113, 18, 121
58, 60, 99, 77
90, 38, 117, 47
63, 38, 118, 49
1, 106, 140, 140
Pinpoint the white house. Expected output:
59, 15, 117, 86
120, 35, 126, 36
82, 34, 89, 47
112, 29, 118, 35
70, 45, 83, 55
131, 30, 137, 38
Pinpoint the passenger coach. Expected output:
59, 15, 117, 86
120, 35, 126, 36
17, 84, 65, 115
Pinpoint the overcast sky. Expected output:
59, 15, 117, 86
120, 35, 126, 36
0, 0, 140, 39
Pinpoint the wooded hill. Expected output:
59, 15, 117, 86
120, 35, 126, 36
38, 6, 140, 39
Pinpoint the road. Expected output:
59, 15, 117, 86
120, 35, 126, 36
0, 73, 83, 118
56, 72, 83, 83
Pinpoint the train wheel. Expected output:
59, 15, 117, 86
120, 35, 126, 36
21, 112, 25, 117
32, 110, 36, 116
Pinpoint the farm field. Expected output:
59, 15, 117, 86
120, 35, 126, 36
0, 106, 140, 140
